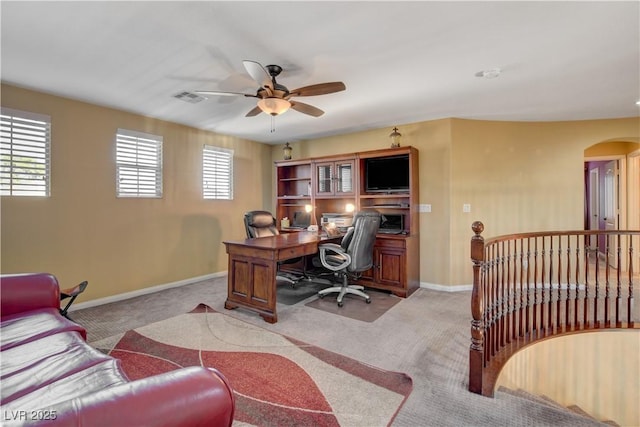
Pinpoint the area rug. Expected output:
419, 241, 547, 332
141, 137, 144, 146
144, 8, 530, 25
305, 288, 402, 322
92, 304, 412, 427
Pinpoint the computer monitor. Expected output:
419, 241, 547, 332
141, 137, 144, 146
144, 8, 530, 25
292, 211, 311, 228
379, 214, 404, 234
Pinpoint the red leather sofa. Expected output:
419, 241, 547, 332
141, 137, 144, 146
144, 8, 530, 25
0, 273, 235, 426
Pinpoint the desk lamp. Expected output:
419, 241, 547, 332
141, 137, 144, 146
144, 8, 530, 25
305, 204, 318, 232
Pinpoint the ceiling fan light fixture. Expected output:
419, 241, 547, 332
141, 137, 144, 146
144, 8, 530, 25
257, 97, 291, 116
195, 60, 345, 119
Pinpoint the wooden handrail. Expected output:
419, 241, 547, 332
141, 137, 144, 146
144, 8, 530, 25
469, 221, 639, 396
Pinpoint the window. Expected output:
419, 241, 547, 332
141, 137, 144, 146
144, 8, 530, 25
203, 145, 233, 200
0, 108, 51, 197
116, 129, 163, 198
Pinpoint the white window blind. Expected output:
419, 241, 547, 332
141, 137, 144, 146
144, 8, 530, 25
318, 165, 330, 192
0, 108, 51, 197
116, 129, 163, 198
338, 164, 353, 192
203, 145, 233, 200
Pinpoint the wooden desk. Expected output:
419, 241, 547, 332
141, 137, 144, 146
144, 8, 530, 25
223, 232, 329, 323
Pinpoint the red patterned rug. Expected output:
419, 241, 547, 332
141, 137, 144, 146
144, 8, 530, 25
92, 304, 412, 426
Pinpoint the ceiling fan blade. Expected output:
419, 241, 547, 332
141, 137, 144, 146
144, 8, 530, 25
288, 82, 346, 98
290, 101, 324, 117
245, 105, 263, 117
243, 60, 274, 91
195, 90, 256, 97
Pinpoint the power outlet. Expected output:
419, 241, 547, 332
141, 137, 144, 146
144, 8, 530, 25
418, 204, 431, 213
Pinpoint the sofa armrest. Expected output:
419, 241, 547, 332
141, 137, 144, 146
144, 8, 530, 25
25, 367, 235, 427
1, 273, 60, 318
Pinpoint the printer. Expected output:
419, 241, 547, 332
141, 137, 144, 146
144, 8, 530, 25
321, 213, 354, 228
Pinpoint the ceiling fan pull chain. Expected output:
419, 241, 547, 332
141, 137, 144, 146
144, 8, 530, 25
270, 116, 276, 133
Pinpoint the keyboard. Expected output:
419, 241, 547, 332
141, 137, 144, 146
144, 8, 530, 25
378, 229, 404, 235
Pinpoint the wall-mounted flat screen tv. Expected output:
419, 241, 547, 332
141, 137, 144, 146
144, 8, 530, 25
365, 155, 410, 193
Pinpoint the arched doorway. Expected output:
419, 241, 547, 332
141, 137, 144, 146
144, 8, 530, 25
584, 140, 640, 266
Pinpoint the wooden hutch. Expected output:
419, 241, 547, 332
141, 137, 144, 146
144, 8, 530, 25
274, 146, 420, 297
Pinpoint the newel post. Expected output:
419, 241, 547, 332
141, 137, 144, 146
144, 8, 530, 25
469, 221, 485, 394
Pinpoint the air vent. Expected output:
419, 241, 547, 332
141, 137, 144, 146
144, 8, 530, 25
475, 68, 501, 79
173, 91, 205, 104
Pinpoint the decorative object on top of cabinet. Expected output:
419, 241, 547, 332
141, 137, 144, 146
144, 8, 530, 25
389, 127, 402, 148
283, 142, 292, 160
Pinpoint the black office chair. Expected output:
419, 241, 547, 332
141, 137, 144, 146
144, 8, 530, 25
243, 210, 305, 286
317, 211, 381, 306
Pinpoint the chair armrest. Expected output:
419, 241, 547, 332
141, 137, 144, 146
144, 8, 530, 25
319, 243, 351, 271
0, 273, 60, 318
318, 243, 344, 253
60, 281, 88, 299
23, 367, 235, 427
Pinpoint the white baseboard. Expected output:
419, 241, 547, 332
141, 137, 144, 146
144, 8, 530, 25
68, 271, 227, 312
71, 273, 470, 311
420, 282, 473, 292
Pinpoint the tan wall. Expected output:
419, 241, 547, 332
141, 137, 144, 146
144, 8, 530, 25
274, 117, 640, 287
496, 331, 640, 426
1, 84, 273, 301
2, 83, 638, 300
449, 118, 640, 285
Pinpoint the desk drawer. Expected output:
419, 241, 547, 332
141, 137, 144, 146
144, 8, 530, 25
374, 237, 406, 249
277, 244, 312, 260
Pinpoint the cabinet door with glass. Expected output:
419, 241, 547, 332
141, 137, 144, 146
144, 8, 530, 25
315, 159, 355, 197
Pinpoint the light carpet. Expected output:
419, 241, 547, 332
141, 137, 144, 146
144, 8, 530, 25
75, 277, 607, 426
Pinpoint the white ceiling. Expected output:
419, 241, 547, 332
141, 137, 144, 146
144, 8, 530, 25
1, 1, 639, 144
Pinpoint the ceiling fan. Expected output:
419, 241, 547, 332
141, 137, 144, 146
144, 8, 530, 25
195, 60, 346, 118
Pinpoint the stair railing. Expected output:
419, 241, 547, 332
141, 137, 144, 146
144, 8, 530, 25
469, 221, 639, 396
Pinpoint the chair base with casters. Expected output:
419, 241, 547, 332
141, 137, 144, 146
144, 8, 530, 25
277, 271, 305, 286
277, 254, 314, 287
317, 272, 371, 307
